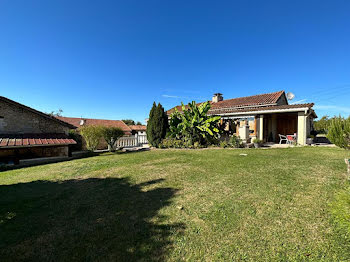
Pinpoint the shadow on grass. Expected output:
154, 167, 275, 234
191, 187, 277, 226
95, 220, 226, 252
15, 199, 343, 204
0, 177, 183, 261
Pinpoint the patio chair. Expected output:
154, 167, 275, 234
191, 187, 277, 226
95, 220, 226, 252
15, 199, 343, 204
286, 135, 296, 145
278, 134, 288, 144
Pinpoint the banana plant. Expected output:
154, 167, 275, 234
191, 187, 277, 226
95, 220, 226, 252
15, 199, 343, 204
169, 101, 221, 145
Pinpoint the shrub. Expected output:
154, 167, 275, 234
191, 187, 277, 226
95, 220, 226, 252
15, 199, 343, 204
160, 137, 186, 148
327, 117, 350, 150
252, 138, 263, 144
193, 142, 201, 149
229, 135, 243, 148
101, 127, 124, 152
68, 129, 83, 151
314, 116, 331, 134
220, 141, 229, 148
147, 102, 168, 147
80, 125, 104, 151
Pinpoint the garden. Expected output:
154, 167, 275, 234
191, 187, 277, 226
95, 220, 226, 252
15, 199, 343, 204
0, 147, 349, 261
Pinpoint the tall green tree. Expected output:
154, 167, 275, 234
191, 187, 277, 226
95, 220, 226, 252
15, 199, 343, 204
314, 115, 331, 134
122, 119, 135, 126
147, 102, 168, 147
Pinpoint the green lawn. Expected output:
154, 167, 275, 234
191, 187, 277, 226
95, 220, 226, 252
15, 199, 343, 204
1, 147, 350, 261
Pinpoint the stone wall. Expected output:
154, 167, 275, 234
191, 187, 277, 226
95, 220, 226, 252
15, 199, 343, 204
0, 100, 69, 134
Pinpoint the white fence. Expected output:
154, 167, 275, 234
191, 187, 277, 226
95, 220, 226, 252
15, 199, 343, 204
137, 134, 148, 144
115, 135, 148, 148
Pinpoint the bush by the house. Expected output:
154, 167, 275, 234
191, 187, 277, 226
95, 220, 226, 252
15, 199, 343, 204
80, 125, 104, 151
314, 116, 332, 134
160, 137, 203, 149
168, 101, 221, 146
101, 127, 124, 152
219, 141, 229, 148
147, 102, 169, 148
160, 137, 185, 148
68, 129, 83, 151
230, 134, 243, 148
327, 116, 350, 150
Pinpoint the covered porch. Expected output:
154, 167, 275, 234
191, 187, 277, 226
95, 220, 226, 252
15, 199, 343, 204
217, 106, 316, 145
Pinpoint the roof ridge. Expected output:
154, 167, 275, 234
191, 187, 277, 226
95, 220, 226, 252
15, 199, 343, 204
214, 90, 285, 105
0, 96, 76, 129
58, 116, 125, 122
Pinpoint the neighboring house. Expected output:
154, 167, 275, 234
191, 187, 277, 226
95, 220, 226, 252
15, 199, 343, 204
129, 125, 147, 136
0, 96, 76, 163
57, 116, 132, 149
167, 91, 317, 145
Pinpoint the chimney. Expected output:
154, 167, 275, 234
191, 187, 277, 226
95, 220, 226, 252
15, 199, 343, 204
212, 93, 223, 103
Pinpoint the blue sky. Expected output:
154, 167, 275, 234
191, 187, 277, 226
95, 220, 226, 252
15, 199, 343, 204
1, 0, 350, 123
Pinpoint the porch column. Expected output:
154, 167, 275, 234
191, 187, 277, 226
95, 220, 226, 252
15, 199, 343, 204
271, 114, 277, 142
297, 112, 307, 145
258, 115, 264, 141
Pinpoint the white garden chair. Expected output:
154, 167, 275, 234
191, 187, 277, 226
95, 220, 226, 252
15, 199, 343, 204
278, 134, 288, 144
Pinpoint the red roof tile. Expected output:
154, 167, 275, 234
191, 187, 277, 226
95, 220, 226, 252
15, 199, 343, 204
0, 134, 76, 148
211, 90, 285, 109
57, 116, 132, 135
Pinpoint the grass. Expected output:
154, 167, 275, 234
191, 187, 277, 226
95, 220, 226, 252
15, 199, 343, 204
0, 147, 350, 261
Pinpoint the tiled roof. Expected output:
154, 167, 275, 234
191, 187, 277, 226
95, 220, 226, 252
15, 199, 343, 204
211, 90, 285, 110
57, 116, 132, 135
166, 91, 285, 115
209, 103, 315, 115
0, 96, 77, 129
129, 125, 147, 131
0, 133, 76, 148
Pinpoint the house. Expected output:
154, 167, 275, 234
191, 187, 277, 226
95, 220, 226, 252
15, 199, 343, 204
0, 96, 77, 163
129, 125, 147, 136
57, 116, 133, 149
167, 91, 317, 145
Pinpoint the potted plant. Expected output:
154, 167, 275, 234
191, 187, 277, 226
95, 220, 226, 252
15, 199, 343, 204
306, 135, 315, 145
253, 138, 263, 148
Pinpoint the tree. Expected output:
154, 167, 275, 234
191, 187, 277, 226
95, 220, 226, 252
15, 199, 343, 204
48, 109, 63, 117
314, 115, 331, 134
101, 127, 124, 152
136, 121, 143, 125
169, 101, 221, 145
122, 119, 135, 126
147, 102, 168, 147
327, 116, 350, 150
80, 125, 103, 151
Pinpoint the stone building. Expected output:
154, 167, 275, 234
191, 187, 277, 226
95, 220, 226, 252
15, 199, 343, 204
0, 96, 76, 164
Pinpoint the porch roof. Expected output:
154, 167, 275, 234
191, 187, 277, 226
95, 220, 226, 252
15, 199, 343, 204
0, 133, 76, 149
209, 103, 317, 117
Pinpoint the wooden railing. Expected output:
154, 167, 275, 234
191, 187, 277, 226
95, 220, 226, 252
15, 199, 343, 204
115, 135, 148, 148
